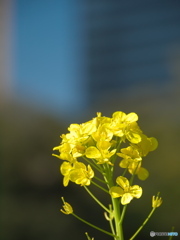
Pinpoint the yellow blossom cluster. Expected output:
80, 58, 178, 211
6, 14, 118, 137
53, 111, 158, 204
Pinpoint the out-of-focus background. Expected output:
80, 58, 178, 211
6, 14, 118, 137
1, 0, 180, 239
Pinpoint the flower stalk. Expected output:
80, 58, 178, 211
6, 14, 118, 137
84, 186, 110, 213
72, 212, 117, 238
129, 192, 163, 240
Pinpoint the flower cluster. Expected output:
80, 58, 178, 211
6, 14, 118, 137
53, 111, 163, 240
53, 111, 158, 203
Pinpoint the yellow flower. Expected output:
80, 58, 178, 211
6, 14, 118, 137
69, 162, 94, 186
117, 146, 149, 180
109, 176, 142, 205
108, 111, 142, 143
124, 122, 142, 143
53, 141, 77, 162
117, 146, 142, 168
92, 124, 113, 142
85, 140, 116, 165
152, 194, 162, 208
122, 160, 149, 180
71, 144, 86, 158
60, 161, 94, 186
60, 197, 73, 214
132, 134, 158, 157
108, 112, 135, 137
94, 112, 111, 127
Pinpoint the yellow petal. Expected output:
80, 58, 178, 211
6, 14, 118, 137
109, 186, 124, 198
69, 168, 82, 181
112, 111, 126, 121
116, 176, 129, 189
138, 167, 149, 180
87, 165, 94, 178
121, 193, 133, 205
74, 161, 86, 170
126, 131, 141, 143
79, 178, 91, 186
97, 140, 111, 150
126, 112, 138, 122
119, 159, 129, 168
60, 162, 72, 176
82, 121, 96, 135
53, 146, 60, 151
149, 137, 158, 151
60, 152, 75, 162
129, 185, 142, 198
63, 175, 70, 187
59, 143, 71, 153
68, 123, 80, 132
85, 146, 101, 159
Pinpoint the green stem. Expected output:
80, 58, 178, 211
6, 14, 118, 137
129, 207, 156, 240
91, 180, 109, 193
121, 168, 128, 177
168, 227, 175, 240
109, 219, 116, 237
72, 213, 117, 238
84, 186, 110, 213
111, 138, 123, 164
102, 163, 112, 188
107, 204, 116, 237
82, 156, 102, 173
111, 197, 124, 240
119, 204, 128, 224
92, 159, 104, 172
103, 163, 124, 240
94, 175, 107, 184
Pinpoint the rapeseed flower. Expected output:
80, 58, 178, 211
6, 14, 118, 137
128, 162, 149, 180
117, 146, 149, 180
60, 161, 94, 186
109, 176, 142, 205
132, 134, 158, 157
108, 111, 142, 143
69, 162, 94, 186
85, 139, 116, 165
117, 146, 142, 168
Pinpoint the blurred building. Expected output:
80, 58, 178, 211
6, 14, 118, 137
14, 0, 88, 121
86, 0, 180, 106
1, 0, 180, 119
